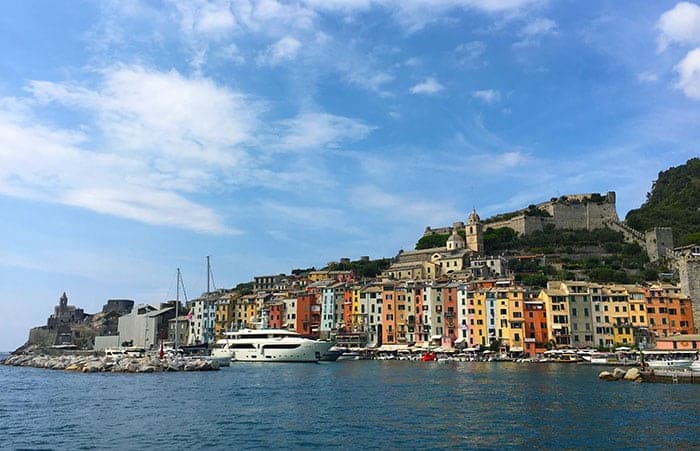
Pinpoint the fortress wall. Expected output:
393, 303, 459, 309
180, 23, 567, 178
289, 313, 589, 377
677, 256, 700, 333
27, 327, 56, 348
440, 191, 619, 237
645, 228, 674, 262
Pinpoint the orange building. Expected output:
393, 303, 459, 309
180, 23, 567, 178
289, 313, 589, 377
442, 282, 459, 349
295, 290, 321, 338
267, 303, 284, 329
343, 289, 353, 332
381, 283, 398, 345
645, 284, 695, 337
524, 300, 548, 357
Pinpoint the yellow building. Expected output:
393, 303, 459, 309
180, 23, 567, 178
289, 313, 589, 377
623, 284, 647, 330
603, 286, 634, 346
468, 290, 488, 347
214, 292, 238, 338
538, 282, 572, 347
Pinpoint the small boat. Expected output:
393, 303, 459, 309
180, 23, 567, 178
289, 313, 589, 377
422, 351, 436, 362
336, 351, 362, 361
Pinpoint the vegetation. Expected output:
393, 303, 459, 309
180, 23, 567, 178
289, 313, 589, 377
234, 281, 254, 296
625, 157, 700, 246
325, 257, 393, 279
415, 230, 465, 250
416, 233, 449, 249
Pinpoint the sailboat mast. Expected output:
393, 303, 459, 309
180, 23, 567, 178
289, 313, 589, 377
175, 267, 180, 351
206, 255, 211, 294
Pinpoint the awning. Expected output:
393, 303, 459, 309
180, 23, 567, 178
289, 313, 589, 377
454, 337, 466, 344
509, 347, 524, 352
377, 344, 409, 351
431, 335, 442, 340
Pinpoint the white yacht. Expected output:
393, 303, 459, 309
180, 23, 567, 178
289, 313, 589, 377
642, 350, 698, 369
211, 328, 334, 363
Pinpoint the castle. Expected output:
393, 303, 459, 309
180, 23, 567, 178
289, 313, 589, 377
424, 191, 676, 262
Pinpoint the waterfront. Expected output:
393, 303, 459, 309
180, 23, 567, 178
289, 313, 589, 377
1, 360, 699, 449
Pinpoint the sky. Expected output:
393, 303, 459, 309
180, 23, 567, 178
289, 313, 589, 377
1, 0, 699, 351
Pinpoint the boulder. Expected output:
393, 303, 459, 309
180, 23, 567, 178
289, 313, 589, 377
598, 371, 617, 381
612, 368, 626, 380
623, 367, 641, 381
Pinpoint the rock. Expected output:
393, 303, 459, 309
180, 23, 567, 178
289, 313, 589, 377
612, 368, 626, 380
598, 370, 616, 381
624, 367, 641, 381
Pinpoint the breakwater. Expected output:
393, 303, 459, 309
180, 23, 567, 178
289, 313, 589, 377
1, 353, 218, 372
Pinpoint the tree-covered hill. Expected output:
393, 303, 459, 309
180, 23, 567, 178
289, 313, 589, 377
625, 157, 700, 246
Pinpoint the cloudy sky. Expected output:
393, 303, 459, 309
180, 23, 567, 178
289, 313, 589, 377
1, 0, 699, 350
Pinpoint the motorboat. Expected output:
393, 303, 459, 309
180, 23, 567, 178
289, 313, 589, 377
211, 328, 334, 363
642, 350, 698, 369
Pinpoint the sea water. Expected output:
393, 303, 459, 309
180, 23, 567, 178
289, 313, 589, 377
1, 359, 698, 449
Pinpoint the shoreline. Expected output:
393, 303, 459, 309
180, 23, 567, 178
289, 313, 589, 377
1, 353, 218, 373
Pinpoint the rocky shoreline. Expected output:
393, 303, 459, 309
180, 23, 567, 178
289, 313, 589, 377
598, 367, 642, 382
1, 353, 219, 373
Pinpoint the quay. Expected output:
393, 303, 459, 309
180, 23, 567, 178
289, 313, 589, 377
641, 370, 700, 384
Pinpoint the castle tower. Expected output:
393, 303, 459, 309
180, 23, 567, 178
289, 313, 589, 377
466, 209, 484, 254
446, 223, 465, 250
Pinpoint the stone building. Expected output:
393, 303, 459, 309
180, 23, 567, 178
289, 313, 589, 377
483, 192, 619, 235
674, 244, 700, 333
46, 292, 89, 345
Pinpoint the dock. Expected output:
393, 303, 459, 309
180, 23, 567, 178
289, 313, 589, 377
640, 370, 700, 384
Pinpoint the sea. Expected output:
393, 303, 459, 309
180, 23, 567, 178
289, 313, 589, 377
1, 355, 699, 450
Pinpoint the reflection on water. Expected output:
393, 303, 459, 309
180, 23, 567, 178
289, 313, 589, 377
1, 361, 699, 449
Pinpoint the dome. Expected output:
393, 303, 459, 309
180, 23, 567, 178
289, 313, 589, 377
467, 209, 480, 224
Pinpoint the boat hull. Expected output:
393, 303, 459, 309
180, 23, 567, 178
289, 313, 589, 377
233, 340, 334, 362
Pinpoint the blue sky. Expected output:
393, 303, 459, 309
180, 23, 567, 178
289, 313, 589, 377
1, 0, 699, 351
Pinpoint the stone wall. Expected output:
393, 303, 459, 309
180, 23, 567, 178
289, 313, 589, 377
677, 254, 700, 334
483, 192, 618, 235
644, 227, 674, 262
26, 327, 56, 349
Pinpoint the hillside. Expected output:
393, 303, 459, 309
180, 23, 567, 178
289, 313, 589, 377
625, 158, 700, 246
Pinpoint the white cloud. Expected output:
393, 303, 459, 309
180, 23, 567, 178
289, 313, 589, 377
169, 0, 238, 39
276, 112, 374, 150
257, 36, 302, 65
657, 1, 700, 51
385, 0, 538, 32
676, 47, 700, 99
28, 67, 257, 167
260, 201, 347, 230
520, 17, 557, 37
0, 66, 271, 234
350, 185, 460, 225
637, 71, 659, 83
472, 89, 501, 103
344, 69, 394, 92
455, 41, 486, 60
410, 77, 445, 95
0, 110, 231, 234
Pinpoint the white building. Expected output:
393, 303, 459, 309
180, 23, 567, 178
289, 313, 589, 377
188, 296, 216, 345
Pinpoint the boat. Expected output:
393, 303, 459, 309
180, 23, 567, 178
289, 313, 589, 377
211, 328, 334, 363
421, 351, 436, 362
642, 350, 698, 370
336, 351, 362, 361
540, 349, 583, 363
319, 348, 343, 362
690, 358, 700, 373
